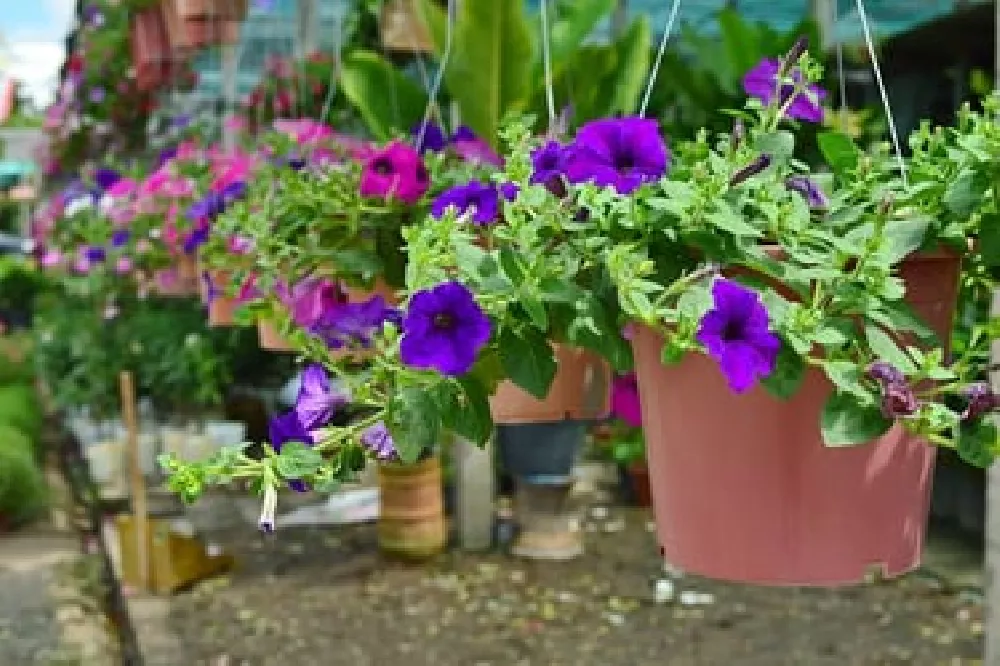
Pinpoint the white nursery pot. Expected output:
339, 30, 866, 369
203, 420, 247, 448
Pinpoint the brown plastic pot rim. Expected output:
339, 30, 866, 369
378, 456, 440, 475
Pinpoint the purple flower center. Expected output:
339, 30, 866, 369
373, 157, 393, 175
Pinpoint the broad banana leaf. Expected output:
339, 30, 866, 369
529, 0, 616, 82
339, 50, 429, 141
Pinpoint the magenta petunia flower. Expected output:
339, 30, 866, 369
742, 58, 826, 123
563, 117, 669, 195
399, 281, 491, 376
451, 137, 503, 167
359, 142, 430, 204
696, 279, 780, 393
283, 277, 343, 329
610, 372, 642, 428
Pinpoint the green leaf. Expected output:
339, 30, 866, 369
957, 419, 999, 468
705, 207, 762, 237
717, 8, 761, 79
443, 0, 534, 146
339, 50, 428, 140
820, 392, 892, 447
440, 376, 494, 446
816, 132, 859, 173
820, 360, 868, 399
275, 442, 324, 480
864, 324, 917, 374
754, 131, 795, 161
875, 300, 938, 344
760, 339, 805, 400
535, 0, 615, 79
387, 387, 440, 464
877, 218, 930, 265
498, 326, 557, 399
943, 169, 979, 217
498, 246, 526, 285
978, 211, 1000, 268
607, 17, 651, 116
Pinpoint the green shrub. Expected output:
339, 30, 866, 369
0, 384, 42, 451
0, 425, 46, 528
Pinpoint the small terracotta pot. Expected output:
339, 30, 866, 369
632, 250, 962, 586
490, 345, 610, 424
173, 0, 249, 19
377, 456, 447, 559
257, 320, 295, 352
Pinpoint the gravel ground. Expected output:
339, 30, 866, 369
166, 507, 985, 666
0, 567, 65, 665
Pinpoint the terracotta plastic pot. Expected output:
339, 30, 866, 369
632, 251, 961, 585
200, 270, 240, 327
490, 345, 610, 424
257, 320, 295, 352
377, 456, 447, 559
627, 463, 652, 508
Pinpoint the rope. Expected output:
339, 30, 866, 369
835, 38, 848, 131
415, 0, 456, 150
639, 0, 683, 118
854, 0, 907, 185
539, 0, 556, 127
319, 0, 346, 123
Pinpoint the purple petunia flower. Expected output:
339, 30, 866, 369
742, 58, 827, 123
696, 279, 780, 393
84, 245, 106, 263
866, 361, 905, 387
182, 223, 210, 255
94, 168, 121, 192
452, 125, 477, 142
785, 176, 829, 209
563, 117, 669, 195
430, 180, 517, 226
88, 87, 105, 104
309, 295, 401, 350
530, 140, 569, 195
880, 381, 919, 418
960, 382, 998, 421
399, 281, 491, 376
110, 229, 130, 247
294, 363, 348, 431
360, 421, 398, 461
155, 148, 178, 169
412, 121, 448, 153
202, 271, 220, 304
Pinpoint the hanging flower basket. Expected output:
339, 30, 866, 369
162, 0, 243, 51
131, 8, 181, 92
173, 0, 249, 20
490, 345, 610, 424
631, 250, 962, 586
380, 0, 434, 53
377, 455, 447, 559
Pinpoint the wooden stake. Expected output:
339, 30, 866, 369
119, 371, 149, 593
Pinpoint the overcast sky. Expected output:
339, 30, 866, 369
2, 0, 76, 109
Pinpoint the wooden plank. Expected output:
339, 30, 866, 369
119, 371, 149, 593
454, 435, 494, 550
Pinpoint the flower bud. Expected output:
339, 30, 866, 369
960, 382, 998, 420
880, 382, 919, 418
730, 119, 745, 151
866, 361, 905, 386
729, 154, 772, 187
